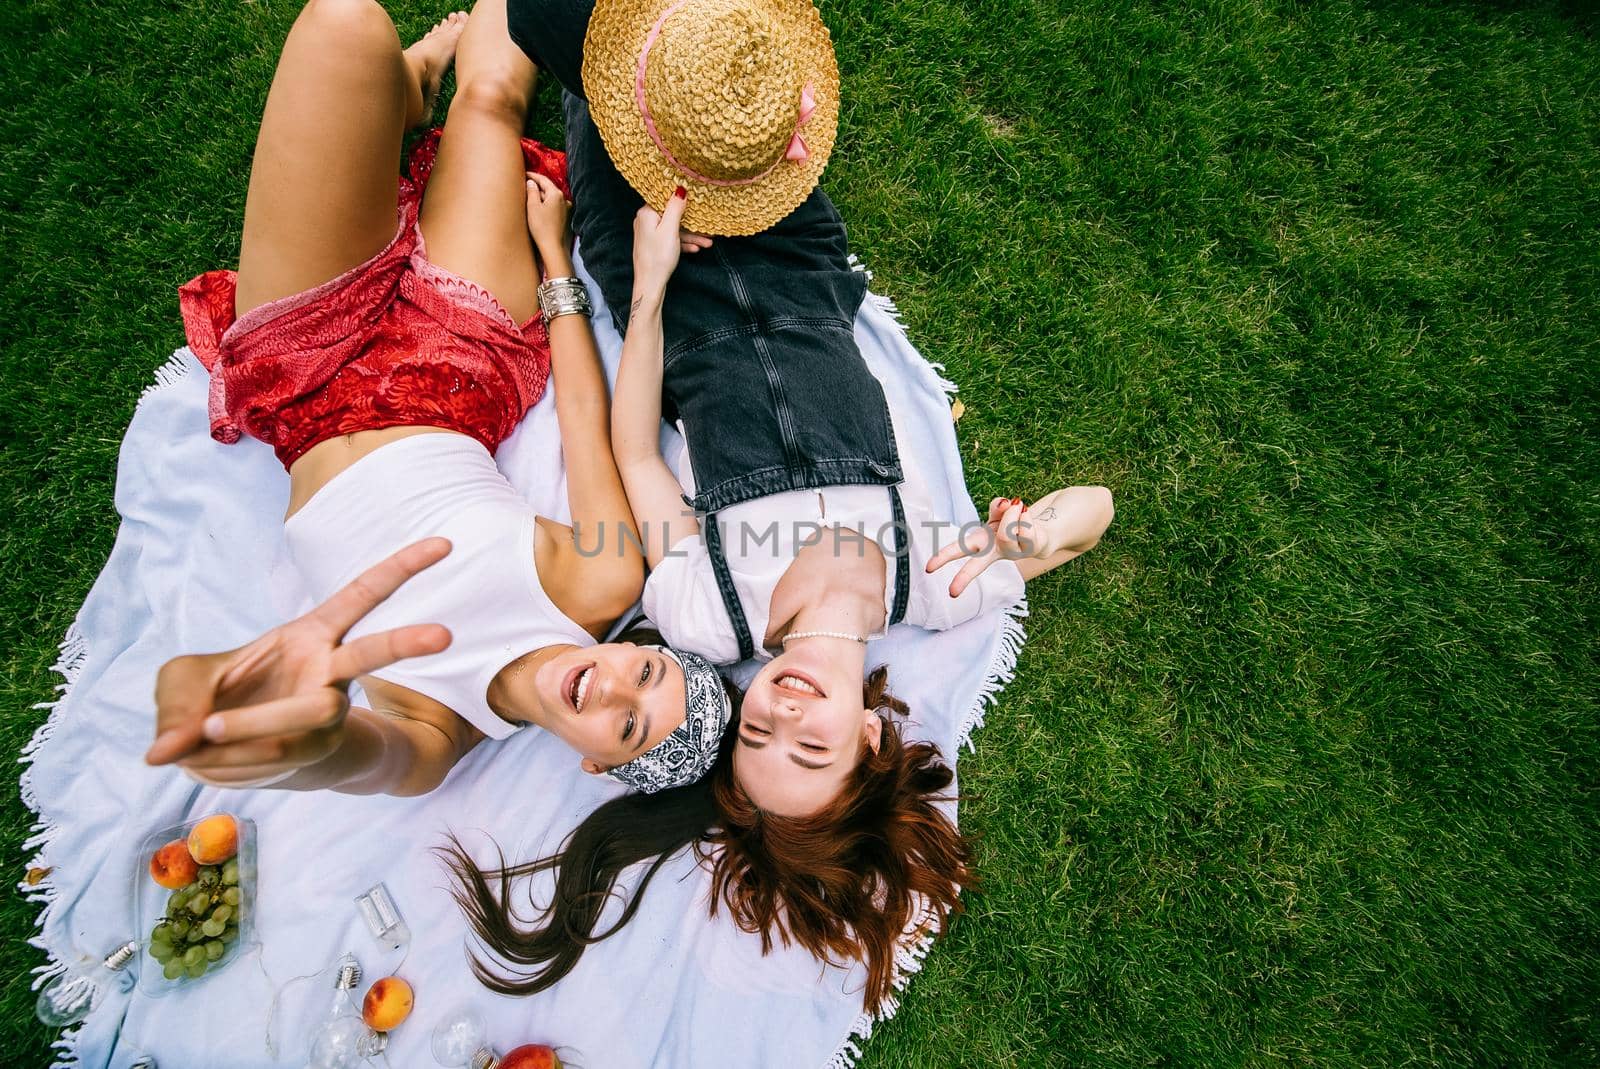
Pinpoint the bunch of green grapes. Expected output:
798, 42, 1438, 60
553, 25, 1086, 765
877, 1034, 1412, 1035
146, 858, 243, 981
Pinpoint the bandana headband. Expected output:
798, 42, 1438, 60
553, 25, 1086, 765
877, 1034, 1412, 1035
608, 646, 734, 793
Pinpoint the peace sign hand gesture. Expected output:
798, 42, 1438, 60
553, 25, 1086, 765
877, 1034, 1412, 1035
925, 497, 1037, 599
144, 538, 453, 786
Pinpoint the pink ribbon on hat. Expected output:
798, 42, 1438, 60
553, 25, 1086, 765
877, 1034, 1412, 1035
635, 0, 819, 188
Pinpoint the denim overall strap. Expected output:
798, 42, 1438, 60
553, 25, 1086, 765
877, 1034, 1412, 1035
703, 488, 912, 661
888, 485, 911, 627
702, 512, 757, 663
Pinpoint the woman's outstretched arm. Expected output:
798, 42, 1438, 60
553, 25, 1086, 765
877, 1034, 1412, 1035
145, 539, 468, 796
1011, 485, 1116, 579
181, 701, 474, 798
526, 175, 647, 629
611, 191, 702, 569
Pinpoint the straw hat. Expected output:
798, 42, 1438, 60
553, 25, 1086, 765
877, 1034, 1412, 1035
582, 0, 841, 236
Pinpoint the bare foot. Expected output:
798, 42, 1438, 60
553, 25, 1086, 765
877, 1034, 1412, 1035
404, 11, 468, 127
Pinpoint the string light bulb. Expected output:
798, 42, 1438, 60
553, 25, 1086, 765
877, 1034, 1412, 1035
306, 955, 387, 1069
34, 941, 138, 1027
431, 1005, 499, 1069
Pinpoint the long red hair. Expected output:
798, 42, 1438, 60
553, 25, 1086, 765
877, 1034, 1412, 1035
701, 665, 975, 1009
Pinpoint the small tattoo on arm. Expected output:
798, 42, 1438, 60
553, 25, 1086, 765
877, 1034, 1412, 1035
630, 296, 644, 317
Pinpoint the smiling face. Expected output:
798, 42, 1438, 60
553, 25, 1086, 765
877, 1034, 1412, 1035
732, 645, 883, 817
500, 643, 687, 772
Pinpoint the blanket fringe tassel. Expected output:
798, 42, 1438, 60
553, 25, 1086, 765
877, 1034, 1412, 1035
18, 624, 92, 1069
141, 349, 194, 401
18, 352, 192, 1069
849, 256, 963, 400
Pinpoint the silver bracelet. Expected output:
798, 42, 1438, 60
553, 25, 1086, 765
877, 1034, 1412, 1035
538, 276, 593, 321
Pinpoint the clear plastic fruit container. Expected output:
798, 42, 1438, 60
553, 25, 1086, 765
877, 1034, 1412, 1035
132, 815, 257, 997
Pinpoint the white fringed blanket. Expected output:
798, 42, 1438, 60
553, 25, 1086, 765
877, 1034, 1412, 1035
19, 253, 1026, 1069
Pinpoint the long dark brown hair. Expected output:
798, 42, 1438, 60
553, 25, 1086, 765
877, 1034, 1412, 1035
440, 664, 975, 1013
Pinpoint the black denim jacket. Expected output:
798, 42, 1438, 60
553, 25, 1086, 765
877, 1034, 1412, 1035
509, 0, 910, 655
509, 0, 904, 513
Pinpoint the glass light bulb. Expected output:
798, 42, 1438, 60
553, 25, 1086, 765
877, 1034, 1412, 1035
306, 954, 387, 1069
431, 1006, 497, 1068
309, 1014, 370, 1069
35, 971, 98, 1028
35, 942, 138, 1028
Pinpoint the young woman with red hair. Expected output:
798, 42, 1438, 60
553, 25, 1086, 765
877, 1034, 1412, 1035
442, 0, 1116, 1012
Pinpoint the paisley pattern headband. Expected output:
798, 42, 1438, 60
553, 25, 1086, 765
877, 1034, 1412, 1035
608, 646, 734, 793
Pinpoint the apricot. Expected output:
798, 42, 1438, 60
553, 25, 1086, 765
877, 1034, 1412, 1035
186, 814, 238, 865
149, 839, 199, 890
500, 1045, 562, 1069
361, 976, 414, 1032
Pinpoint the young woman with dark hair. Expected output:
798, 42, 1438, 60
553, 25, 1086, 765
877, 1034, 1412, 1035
141, 0, 739, 798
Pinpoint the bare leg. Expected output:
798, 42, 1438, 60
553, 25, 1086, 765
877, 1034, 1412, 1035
234, 0, 467, 316
417, 0, 543, 324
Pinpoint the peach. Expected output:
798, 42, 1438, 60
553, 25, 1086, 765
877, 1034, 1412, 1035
186, 814, 238, 865
149, 839, 199, 890
500, 1045, 563, 1069
361, 976, 414, 1032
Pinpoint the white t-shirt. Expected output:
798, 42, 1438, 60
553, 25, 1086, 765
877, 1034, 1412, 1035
284, 433, 596, 738
642, 439, 1023, 666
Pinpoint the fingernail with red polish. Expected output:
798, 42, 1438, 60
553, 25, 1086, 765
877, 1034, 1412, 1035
674, 185, 687, 200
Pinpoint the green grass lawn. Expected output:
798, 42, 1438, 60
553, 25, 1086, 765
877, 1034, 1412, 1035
3, 0, 1597, 1064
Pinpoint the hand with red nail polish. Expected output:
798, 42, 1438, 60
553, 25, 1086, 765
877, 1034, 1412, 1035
631, 187, 692, 298
924, 494, 1039, 597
